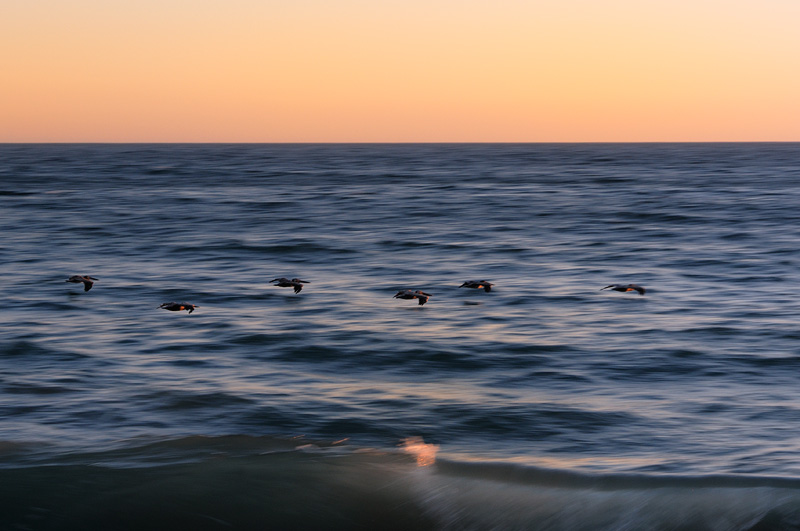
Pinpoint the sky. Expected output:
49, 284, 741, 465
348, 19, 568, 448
1, 0, 799, 142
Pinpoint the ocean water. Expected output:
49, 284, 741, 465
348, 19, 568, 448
2, 142, 800, 529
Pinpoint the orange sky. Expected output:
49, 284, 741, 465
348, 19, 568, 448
2, 0, 799, 142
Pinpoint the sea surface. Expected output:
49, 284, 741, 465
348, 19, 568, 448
2, 143, 800, 529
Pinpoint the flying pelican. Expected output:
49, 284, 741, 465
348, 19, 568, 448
394, 289, 431, 306
600, 284, 646, 295
158, 302, 198, 314
270, 278, 310, 294
459, 280, 494, 292
66, 275, 98, 292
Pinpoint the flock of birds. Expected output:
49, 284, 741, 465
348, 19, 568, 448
66, 275, 646, 311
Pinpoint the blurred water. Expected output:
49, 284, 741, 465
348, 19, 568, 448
2, 143, 800, 529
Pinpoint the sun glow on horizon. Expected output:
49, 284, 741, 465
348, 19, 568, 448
2, 0, 799, 142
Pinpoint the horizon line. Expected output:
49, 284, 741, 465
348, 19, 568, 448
2, 140, 799, 145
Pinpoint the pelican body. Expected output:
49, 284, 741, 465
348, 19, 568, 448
394, 289, 431, 306
600, 284, 646, 295
66, 275, 98, 292
459, 280, 493, 292
270, 278, 310, 294
159, 302, 198, 313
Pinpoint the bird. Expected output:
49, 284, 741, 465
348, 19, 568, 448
600, 284, 646, 295
66, 275, 98, 292
158, 302, 198, 314
393, 289, 432, 306
270, 278, 310, 294
459, 280, 494, 292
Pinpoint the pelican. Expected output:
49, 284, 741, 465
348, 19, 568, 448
394, 289, 431, 306
158, 302, 198, 314
459, 280, 493, 292
66, 275, 98, 292
600, 284, 646, 295
270, 278, 310, 294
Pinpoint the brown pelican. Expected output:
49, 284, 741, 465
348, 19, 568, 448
459, 280, 493, 292
600, 284, 646, 295
394, 289, 431, 306
270, 278, 310, 294
158, 302, 198, 314
66, 275, 98, 292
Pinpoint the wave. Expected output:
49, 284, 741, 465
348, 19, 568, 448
2, 435, 800, 530
134, 390, 256, 411
170, 241, 358, 256
0, 340, 89, 361
265, 342, 582, 372
3, 383, 74, 395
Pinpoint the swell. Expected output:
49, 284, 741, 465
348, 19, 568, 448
0, 340, 89, 361
435, 458, 800, 490
3, 437, 800, 530
170, 242, 358, 255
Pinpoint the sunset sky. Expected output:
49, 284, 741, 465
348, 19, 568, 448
2, 0, 798, 142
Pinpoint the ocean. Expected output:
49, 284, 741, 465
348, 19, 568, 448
2, 143, 800, 529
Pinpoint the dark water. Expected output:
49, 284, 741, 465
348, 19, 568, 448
2, 143, 800, 529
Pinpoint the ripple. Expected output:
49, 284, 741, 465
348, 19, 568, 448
138, 391, 256, 411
